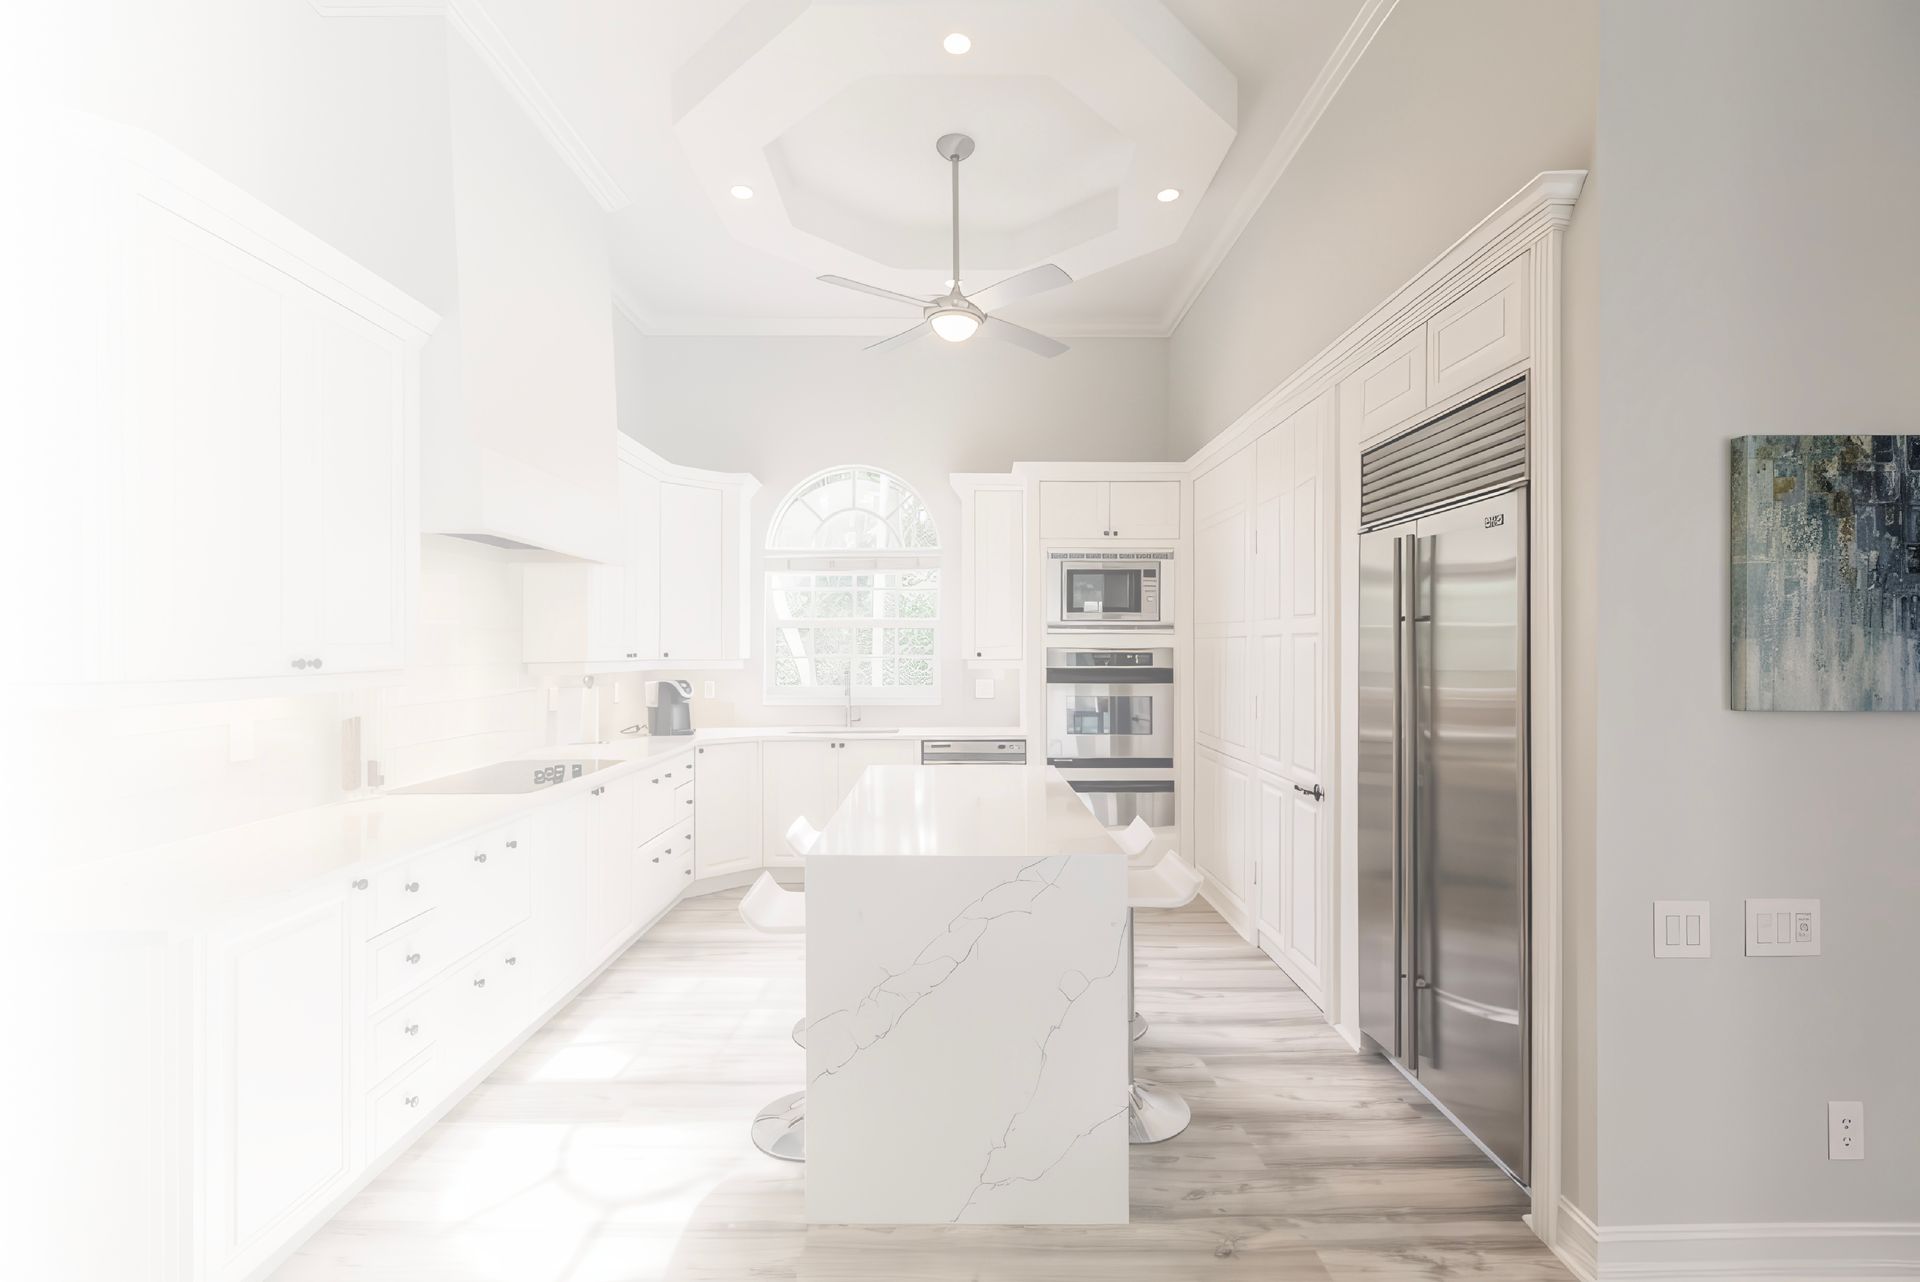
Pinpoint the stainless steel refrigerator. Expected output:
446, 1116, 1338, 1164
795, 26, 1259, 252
1356, 377, 1530, 1186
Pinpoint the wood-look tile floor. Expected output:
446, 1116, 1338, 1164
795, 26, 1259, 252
276, 891, 1570, 1282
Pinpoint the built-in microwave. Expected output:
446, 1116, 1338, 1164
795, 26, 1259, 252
1044, 550, 1172, 629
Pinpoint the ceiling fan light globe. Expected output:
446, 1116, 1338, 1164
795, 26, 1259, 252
929, 309, 980, 343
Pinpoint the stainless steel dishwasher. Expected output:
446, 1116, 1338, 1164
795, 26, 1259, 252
920, 738, 1027, 765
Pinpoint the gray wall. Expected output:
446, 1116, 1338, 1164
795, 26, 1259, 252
1166, 0, 1597, 458
1594, 0, 1920, 1226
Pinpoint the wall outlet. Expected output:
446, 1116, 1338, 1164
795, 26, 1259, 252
1828, 1100, 1864, 1160
1653, 901, 1710, 957
1746, 898, 1820, 956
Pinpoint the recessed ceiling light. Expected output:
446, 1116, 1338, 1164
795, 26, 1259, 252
1157, 188, 1181, 203
943, 32, 971, 55
729, 185, 754, 200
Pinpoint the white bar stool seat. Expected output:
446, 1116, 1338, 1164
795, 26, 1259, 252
739, 872, 807, 1161
1125, 851, 1204, 1144
785, 816, 822, 859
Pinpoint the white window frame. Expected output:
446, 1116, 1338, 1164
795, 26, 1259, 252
763, 467, 942, 706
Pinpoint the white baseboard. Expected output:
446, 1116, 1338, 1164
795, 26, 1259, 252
1552, 1198, 1920, 1281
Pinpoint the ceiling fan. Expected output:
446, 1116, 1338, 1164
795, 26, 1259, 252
818, 133, 1073, 358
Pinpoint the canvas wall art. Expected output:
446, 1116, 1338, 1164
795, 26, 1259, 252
1731, 435, 1920, 710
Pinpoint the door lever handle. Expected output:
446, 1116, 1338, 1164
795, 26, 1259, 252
1293, 782, 1325, 801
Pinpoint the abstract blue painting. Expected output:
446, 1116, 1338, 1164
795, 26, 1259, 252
1731, 435, 1920, 710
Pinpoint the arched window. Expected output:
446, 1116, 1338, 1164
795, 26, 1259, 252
764, 467, 940, 702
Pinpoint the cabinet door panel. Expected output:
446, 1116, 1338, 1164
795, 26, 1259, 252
694, 743, 762, 876
624, 462, 662, 659
761, 741, 838, 867
836, 739, 919, 801
1219, 635, 1251, 752
1255, 777, 1285, 947
530, 797, 591, 1003
300, 304, 406, 671
1038, 480, 1108, 539
1427, 255, 1529, 404
116, 206, 291, 680
590, 775, 639, 953
1107, 481, 1179, 539
1347, 327, 1428, 437
208, 893, 351, 1264
1196, 752, 1250, 915
968, 487, 1023, 660
658, 482, 723, 660
1284, 788, 1323, 987
1193, 636, 1222, 744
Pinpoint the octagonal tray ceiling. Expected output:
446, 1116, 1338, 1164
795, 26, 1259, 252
673, 0, 1236, 290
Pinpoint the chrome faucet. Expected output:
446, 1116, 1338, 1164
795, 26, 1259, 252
844, 673, 861, 727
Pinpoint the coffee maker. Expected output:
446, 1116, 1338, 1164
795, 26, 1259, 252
645, 679, 694, 735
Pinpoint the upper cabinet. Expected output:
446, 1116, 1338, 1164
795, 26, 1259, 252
953, 476, 1025, 663
1038, 479, 1179, 541
522, 442, 757, 669
26, 123, 435, 689
1342, 253, 1532, 441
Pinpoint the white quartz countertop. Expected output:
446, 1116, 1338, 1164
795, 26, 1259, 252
29, 726, 1027, 934
812, 765, 1121, 860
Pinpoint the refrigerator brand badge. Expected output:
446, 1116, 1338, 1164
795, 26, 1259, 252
1483, 513, 1506, 528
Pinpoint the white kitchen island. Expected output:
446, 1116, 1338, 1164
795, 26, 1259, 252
802, 764, 1130, 1225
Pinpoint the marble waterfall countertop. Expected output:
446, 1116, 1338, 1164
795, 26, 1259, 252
803, 764, 1130, 1225
30, 726, 1023, 934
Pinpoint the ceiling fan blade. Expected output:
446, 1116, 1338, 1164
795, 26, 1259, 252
981, 317, 1069, 358
864, 322, 931, 353
969, 263, 1072, 313
818, 275, 932, 309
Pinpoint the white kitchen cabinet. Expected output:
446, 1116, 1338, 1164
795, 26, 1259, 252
1193, 748, 1251, 920
588, 774, 641, 951
1107, 481, 1182, 540
761, 739, 840, 867
695, 741, 763, 876
836, 738, 920, 798
203, 888, 353, 1280
1426, 255, 1530, 404
530, 796, 591, 999
954, 477, 1024, 662
659, 481, 724, 661
108, 185, 420, 685
1037, 479, 1179, 541
523, 445, 757, 669
1344, 327, 1428, 438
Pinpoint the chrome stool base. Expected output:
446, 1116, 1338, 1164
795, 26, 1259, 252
792, 1015, 807, 1048
1131, 1010, 1148, 1041
1127, 1080, 1191, 1144
751, 1090, 806, 1162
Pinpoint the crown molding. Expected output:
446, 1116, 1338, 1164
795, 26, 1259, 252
608, 311, 1171, 341
310, 0, 628, 212
1159, 0, 1400, 335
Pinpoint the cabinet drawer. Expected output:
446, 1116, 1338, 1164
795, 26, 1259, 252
637, 770, 676, 842
369, 1054, 441, 1156
369, 845, 453, 938
462, 822, 531, 937
673, 781, 694, 816
369, 981, 442, 1082
457, 934, 531, 1062
370, 911, 444, 1008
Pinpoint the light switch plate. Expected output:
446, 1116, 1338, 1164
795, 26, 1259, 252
1653, 900, 1711, 957
1746, 898, 1820, 956
973, 676, 995, 700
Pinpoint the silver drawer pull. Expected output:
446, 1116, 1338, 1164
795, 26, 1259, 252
351, 878, 368, 890
406, 952, 421, 965
405, 881, 420, 893
473, 977, 487, 989
404, 1094, 419, 1108
473, 852, 487, 863
404, 1023, 419, 1036
651, 856, 660, 863
651, 777, 659, 783
683, 868, 692, 876
505, 840, 518, 849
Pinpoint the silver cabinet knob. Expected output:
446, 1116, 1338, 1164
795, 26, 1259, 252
404, 1023, 419, 1036
683, 868, 692, 876
351, 878, 368, 890
311, 657, 323, 670
473, 852, 487, 863
473, 976, 487, 989
406, 952, 421, 964
505, 956, 517, 966
664, 770, 673, 778
405, 881, 420, 892
650, 856, 660, 863
291, 658, 308, 670
505, 840, 518, 849
404, 1094, 420, 1108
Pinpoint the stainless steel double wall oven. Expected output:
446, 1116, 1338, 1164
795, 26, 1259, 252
1044, 646, 1175, 827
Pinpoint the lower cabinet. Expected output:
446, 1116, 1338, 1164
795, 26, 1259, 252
694, 741, 762, 876
1193, 748, 1252, 921
203, 888, 353, 1282
1254, 772, 1326, 1006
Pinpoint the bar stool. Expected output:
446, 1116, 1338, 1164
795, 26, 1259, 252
1113, 815, 1159, 1041
739, 872, 806, 1162
782, 817, 820, 1048
1126, 850, 1204, 1144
